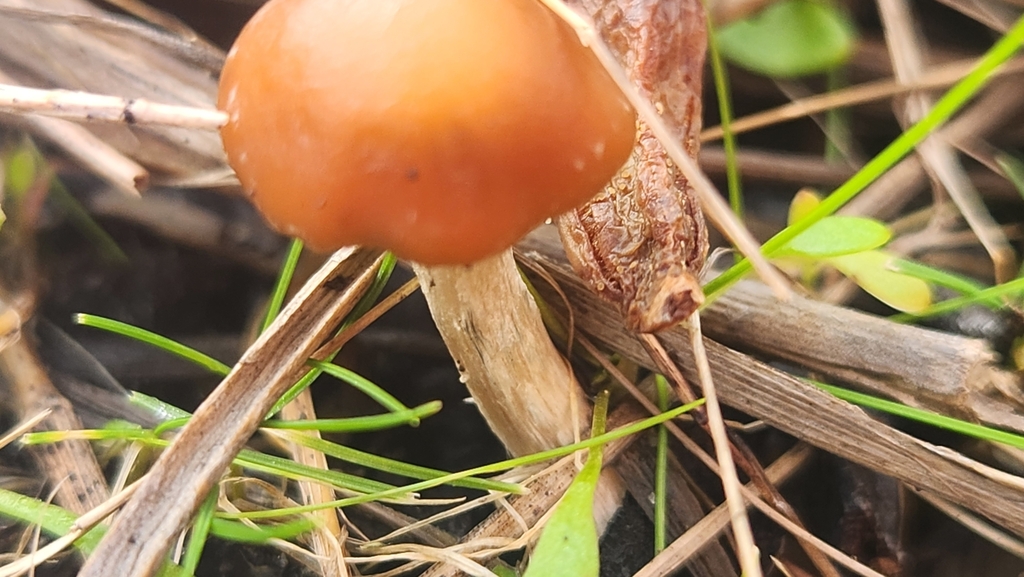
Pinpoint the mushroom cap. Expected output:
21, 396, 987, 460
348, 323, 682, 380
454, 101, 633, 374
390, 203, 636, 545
219, 0, 635, 265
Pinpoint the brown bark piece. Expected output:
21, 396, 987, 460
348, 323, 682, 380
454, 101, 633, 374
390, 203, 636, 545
559, 0, 709, 333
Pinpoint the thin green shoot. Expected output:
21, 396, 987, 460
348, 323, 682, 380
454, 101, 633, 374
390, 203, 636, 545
262, 402, 441, 433
523, 391, 610, 577
181, 488, 218, 575
13, 138, 128, 263
74, 313, 231, 376
154, 416, 191, 436
704, 15, 1024, 302
811, 380, 1024, 450
653, 375, 670, 554
279, 430, 517, 493
223, 397, 706, 520
890, 275, 1024, 322
76, 316, 413, 429
707, 25, 744, 219
260, 238, 304, 333
307, 359, 413, 417
887, 258, 989, 300
208, 517, 317, 544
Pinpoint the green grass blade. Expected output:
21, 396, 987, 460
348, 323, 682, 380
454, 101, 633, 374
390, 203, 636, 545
708, 25, 744, 219
891, 276, 1024, 322
342, 251, 397, 326
262, 401, 441, 433
209, 517, 316, 544
181, 488, 218, 575
0, 487, 105, 554
130, 391, 192, 422
74, 313, 231, 376
261, 238, 304, 333
308, 359, 411, 416
704, 15, 1024, 301
268, 252, 397, 417
283, 432, 518, 494
887, 258, 988, 298
811, 380, 1024, 450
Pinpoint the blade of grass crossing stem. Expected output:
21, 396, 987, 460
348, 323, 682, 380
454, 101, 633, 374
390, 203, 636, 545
181, 488, 218, 575
261, 238, 304, 333
268, 252, 399, 415
74, 313, 231, 376
654, 375, 670, 554
342, 251, 397, 326
708, 24, 744, 219
524, 391, 610, 577
704, 16, 1024, 301
226, 398, 705, 521
811, 380, 1024, 450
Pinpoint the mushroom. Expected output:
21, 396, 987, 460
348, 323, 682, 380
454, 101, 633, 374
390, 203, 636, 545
218, 0, 635, 266
217, 0, 637, 530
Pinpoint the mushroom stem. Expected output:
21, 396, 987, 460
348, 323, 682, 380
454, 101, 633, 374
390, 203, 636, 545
413, 249, 624, 527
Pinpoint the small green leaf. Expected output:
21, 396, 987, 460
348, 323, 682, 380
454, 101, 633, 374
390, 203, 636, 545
828, 251, 931, 312
717, 0, 856, 78
524, 393, 609, 577
780, 216, 891, 257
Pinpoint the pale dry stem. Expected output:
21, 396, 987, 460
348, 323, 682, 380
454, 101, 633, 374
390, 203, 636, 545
0, 83, 227, 129
684, 313, 761, 577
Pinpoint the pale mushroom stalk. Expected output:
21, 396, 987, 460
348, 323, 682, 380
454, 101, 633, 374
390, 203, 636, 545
414, 250, 625, 530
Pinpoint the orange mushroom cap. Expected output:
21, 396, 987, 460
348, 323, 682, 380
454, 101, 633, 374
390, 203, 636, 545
218, 0, 635, 265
